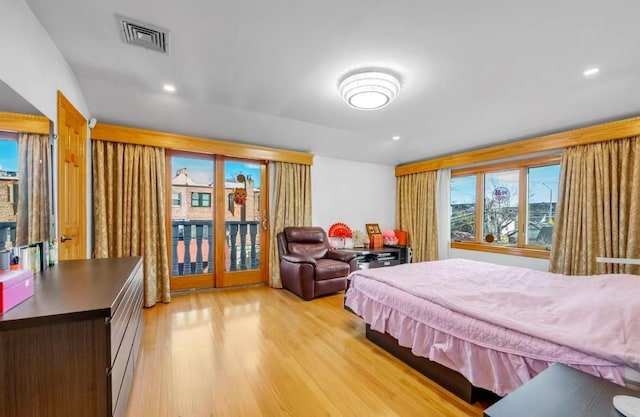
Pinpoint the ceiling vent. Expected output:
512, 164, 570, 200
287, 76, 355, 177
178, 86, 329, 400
117, 15, 170, 55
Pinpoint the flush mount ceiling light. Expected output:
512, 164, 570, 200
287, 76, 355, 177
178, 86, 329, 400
339, 70, 400, 110
584, 67, 600, 77
163, 83, 176, 92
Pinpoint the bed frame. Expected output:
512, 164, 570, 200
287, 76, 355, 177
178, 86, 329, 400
365, 324, 494, 403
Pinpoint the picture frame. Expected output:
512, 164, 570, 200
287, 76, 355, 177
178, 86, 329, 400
365, 223, 381, 236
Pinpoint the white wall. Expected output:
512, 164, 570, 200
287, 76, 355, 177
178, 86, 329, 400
0, 0, 90, 121
312, 155, 395, 236
1, 0, 92, 255
448, 248, 550, 271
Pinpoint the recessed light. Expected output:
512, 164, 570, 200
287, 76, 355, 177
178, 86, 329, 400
163, 84, 176, 92
392, 136, 401, 141
583, 68, 600, 77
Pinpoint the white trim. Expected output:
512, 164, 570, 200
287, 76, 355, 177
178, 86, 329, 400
595, 257, 640, 265
436, 168, 451, 260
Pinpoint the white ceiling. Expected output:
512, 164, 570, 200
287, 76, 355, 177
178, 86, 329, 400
25, 0, 640, 165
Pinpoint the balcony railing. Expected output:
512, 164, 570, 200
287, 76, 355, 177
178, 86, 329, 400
226, 220, 260, 271
171, 220, 260, 276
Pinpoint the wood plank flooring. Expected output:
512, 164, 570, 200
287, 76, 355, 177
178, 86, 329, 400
126, 286, 486, 417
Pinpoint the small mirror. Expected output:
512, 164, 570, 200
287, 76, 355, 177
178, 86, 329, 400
0, 79, 53, 259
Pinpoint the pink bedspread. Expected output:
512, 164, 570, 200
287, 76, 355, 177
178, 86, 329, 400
346, 258, 640, 395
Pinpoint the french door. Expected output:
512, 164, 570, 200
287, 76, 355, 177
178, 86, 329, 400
167, 152, 269, 290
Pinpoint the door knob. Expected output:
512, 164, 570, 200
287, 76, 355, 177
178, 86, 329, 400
60, 235, 75, 243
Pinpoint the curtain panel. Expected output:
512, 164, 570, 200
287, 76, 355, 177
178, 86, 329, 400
396, 170, 438, 263
269, 162, 312, 288
550, 137, 640, 275
93, 140, 171, 307
16, 133, 51, 247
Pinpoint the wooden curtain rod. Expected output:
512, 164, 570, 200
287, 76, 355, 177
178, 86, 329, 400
91, 122, 314, 165
0, 111, 50, 135
395, 115, 640, 176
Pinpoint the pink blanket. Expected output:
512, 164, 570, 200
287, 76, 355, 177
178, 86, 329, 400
348, 258, 640, 368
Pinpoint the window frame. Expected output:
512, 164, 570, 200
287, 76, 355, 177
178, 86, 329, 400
191, 192, 200, 207
172, 192, 182, 207
190, 191, 212, 208
450, 154, 561, 259
201, 193, 211, 207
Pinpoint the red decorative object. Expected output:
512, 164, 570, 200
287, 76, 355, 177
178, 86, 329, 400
233, 188, 247, 205
328, 222, 352, 238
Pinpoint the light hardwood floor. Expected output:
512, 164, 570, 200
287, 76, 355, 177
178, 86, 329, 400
126, 286, 486, 417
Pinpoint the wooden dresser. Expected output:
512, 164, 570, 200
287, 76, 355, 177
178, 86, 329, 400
0, 257, 144, 417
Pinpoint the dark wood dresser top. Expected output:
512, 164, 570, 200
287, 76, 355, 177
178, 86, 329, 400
0, 257, 142, 331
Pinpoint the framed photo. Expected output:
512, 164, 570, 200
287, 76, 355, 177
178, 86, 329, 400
365, 223, 381, 236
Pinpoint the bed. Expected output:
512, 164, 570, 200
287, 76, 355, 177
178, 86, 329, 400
344, 258, 640, 401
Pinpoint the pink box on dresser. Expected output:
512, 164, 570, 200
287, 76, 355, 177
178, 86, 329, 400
0, 269, 34, 314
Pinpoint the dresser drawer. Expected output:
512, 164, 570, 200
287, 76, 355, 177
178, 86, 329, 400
112, 339, 137, 417
110, 280, 143, 413
110, 263, 143, 364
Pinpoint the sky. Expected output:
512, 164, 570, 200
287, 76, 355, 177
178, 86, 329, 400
225, 160, 261, 186
171, 156, 261, 186
451, 165, 560, 205
0, 140, 18, 172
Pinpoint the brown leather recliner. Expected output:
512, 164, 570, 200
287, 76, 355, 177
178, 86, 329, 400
277, 227, 357, 300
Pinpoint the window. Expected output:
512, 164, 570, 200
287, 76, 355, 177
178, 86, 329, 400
450, 155, 560, 257
0, 138, 19, 249
172, 192, 182, 207
526, 165, 561, 247
191, 192, 211, 207
483, 170, 519, 246
450, 175, 476, 242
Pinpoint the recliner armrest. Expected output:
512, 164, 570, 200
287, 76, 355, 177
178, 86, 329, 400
325, 250, 356, 263
282, 254, 317, 266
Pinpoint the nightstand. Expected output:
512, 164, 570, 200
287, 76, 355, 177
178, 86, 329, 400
484, 363, 638, 417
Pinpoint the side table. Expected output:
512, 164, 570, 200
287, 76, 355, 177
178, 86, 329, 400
484, 363, 639, 417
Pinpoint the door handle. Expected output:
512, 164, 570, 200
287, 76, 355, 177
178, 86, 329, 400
262, 211, 268, 231
60, 235, 75, 243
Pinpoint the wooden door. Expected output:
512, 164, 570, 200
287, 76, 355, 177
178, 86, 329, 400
57, 92, 87, 260
216, 157, 270, 287
166, 154, 270, 290
167, 152, 216, 291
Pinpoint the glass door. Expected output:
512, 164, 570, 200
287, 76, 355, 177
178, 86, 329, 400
216, 157, 269, 287
168, 153, 215, 290
167, 153, 270, 290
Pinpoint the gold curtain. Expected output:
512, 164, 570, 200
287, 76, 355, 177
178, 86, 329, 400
396, 171, 438, 262
550, 137, 640, 275
93, 140, 171, 306
269, 162, 312, 288
16, 133, 50, 246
